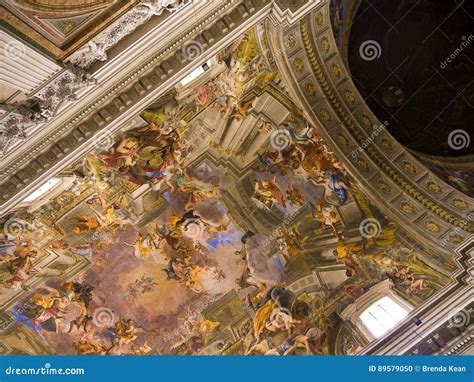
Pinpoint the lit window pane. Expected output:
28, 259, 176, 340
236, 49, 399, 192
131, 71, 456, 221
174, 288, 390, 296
180, 61, 211, 86
360, 296, 409, 338
23, 178, 60, 202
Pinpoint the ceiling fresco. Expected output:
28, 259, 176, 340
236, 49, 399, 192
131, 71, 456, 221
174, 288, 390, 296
0, 27, 457, 356
0, 0, 138, 59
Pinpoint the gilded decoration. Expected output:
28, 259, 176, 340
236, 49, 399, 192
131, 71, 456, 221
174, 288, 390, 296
306, 82, 317, 97
355, 158, 369, 171
344, 89, 356, 104
330, 63, 342, 79
427, 181, 442, 194
425, 221, 440, 233
377, 180, 391, 193
299, 18, 473, 233
0, 6, 471, 359
449, 234, 463, 244
360, 114, 371, 128
1, 0, 139, 59
401, 201, 415, 215
0, 26, 454, 356
402, 160, 417, 175
287, 33, 297, 48
452, 199, 468, 210
320, 109, 331, 122
315, 12, 323, 27
379, 137, 394, 152
320, 36, 330, 53
337, 134, 349, 146
294, 57, 304, 72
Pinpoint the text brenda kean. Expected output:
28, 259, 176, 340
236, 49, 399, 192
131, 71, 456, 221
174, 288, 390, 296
4, 363, 85, 376
368, 365, 468, 373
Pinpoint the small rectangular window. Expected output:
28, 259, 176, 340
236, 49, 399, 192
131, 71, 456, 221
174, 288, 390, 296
360, 296, 409, 338
23, 178, 60, 202
180, 60, 211, 86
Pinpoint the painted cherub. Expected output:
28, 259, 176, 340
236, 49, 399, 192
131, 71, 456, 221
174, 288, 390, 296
2, 253, 36, 290
114, 318, 138, 347
310, 201, 339, 235
277, 227, 306, 257
286, 184, 305, 207
69, 215, 102, 235
406, 278, 428, 295
124, 233, 157, 260
98, 136, 140, 169
265, 308, 301, 333
73, 340, 107, 355
231, 96, 256, 121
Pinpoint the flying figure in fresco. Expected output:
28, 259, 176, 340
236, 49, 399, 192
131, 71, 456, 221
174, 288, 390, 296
252, 177, 287, 210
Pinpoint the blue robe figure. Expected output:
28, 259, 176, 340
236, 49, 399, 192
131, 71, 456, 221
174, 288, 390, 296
325, 171, 348, 204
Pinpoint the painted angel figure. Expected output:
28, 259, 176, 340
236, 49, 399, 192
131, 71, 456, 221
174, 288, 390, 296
252, 177, 286, 209
2, 254, 35, 290
175, 169, 219, 209
98, 136, 140, 169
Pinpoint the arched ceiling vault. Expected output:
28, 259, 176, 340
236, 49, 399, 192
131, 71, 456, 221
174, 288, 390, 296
0, 0, 472, 357
263, 7, 474, 257
337, 0, 474, 198
346, 0, 473, 158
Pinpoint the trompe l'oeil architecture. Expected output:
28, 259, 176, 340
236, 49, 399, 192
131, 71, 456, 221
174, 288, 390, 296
0, 0, 472, 356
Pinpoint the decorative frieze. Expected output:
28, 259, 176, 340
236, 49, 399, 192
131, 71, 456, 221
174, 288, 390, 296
67, 0, 187, 68
0, 65, 95, 155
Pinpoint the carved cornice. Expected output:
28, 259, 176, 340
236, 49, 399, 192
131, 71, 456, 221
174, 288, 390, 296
0, 64, 95, 154
443, 332, 474, 355
66, 0, 188, 68
0, 0, 322, 216
0, 0, 251, 204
